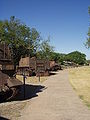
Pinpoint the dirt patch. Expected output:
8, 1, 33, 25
0, 81, 46, 119
0, 75, 48, 119
0, 101, 27, 120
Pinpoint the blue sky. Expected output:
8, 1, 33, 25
0, 0, 90, 59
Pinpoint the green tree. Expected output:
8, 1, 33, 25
37, 37, 54, 60
86, 6, 90, 48
26, 28, 40, 57
66, 51, 86, 65
0, 16, 30, 66
49, 52, 63, 63
0, 16, 40, 66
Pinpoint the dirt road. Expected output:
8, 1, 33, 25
19, 70, 90, 120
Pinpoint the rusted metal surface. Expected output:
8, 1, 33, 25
0, 70, 22, 101
50, 61, 61, 71
0, 43, 11, 60
19, 57, 36, 70
50, 61, 55, 68
0, 42, 14, 72
18, 56, 62, 77
0, 71, 8, 92
36, 59, 50, 76
0, 43, 14, 75
19, 57, 29, 67
17, 57, 50, 76
36, 61, 45, 77
0, 42, 22, 101
7, 77, 22, 88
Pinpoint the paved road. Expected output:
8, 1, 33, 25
19, 70, 90, 120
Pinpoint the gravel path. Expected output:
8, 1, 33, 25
19, 70, 90, 120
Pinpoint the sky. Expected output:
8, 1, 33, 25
0, 0, 90, 59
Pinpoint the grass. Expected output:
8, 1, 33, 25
68, 66, 90, 108
16, 75, 48, 84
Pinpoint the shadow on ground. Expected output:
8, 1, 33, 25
12, 84, 46, 101
0, 116, 9, 120
0, 84, 46, 103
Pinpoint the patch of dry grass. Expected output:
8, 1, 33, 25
68, 66, 90, 108
16, 75, 48, 84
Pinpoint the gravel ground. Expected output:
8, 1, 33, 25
0, 78, 46, 120
19, 70, 90, 120
0, 101, 27, 120
1, 70, 90, 120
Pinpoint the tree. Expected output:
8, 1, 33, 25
0, 16, 40, 66
49, 52, 65, 63
86, 6, 90, 48
49, 52, 60, 62
0, 16, 30, 65
43, 50, 86, 65
26, 28, 40, 57
36, 37, 54, 60
66, 51, 86, 65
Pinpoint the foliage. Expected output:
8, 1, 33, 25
65, 51, 86, 65
0, 16, 40, 66
36, 37, 54, 60
0, 16, 87, 66
86, 6, 90, 48
48, 51, 86, 65
49, 52, 66, 63
26, 28, 40, 57
87, 59, 90, 64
